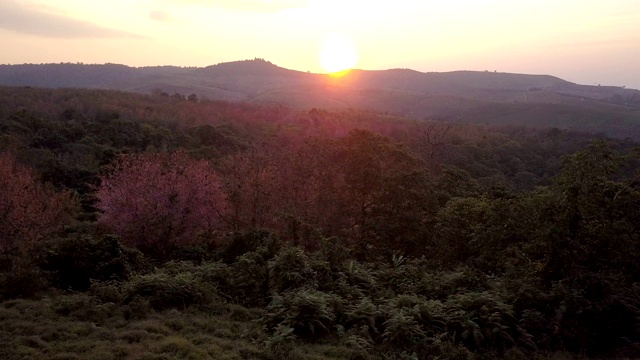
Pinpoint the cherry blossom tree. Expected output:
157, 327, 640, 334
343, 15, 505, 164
96, 151, 227, 259
0, 152, 77, 265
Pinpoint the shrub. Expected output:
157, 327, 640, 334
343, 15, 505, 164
125, 270, 216, 311
39, 234, 146, 291
228, 249, 272, 306
381, 309, 427, 348
264, 324, 297, 358
344, 297, 380, 338
339, 260, 379, 300
263, 289, 342, 341
416, 266, 490, 300
217, 229, 279, 264
0, 262, 46, 299
445, 292, 527, 351
268, 247, 316, 293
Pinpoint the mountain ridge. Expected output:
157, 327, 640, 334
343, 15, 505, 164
1, 59, 640, 139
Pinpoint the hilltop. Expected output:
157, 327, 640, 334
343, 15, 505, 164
1, 59, 639, 138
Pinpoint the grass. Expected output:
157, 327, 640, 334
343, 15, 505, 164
0, 293, 595, 360
0, 294, 362, 360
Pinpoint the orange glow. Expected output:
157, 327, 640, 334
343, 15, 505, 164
328, 69, 352, 78
1, 1, 639, 88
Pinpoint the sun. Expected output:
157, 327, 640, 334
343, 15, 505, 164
319, 34, 358, 76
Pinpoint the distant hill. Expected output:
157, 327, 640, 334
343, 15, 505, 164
2, 59, 640, 138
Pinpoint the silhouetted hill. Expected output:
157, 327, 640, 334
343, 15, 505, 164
1, 59, 639, 138
198, 59, 303, 77
0, 63, 134, 88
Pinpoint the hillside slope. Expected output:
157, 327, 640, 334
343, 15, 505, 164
2, 59, 640, 138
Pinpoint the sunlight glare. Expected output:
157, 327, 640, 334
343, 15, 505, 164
319, 34, 358, 75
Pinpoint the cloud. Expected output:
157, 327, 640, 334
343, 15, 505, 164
149, 10, 171, 22
0, 1, 143, 38
166, 0, 309, 13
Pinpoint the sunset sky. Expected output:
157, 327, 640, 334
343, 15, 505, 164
1, 0, 639, 88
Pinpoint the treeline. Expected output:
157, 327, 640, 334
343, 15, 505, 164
1, 86, 640, 359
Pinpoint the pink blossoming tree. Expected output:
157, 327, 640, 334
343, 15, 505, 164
0, 152, 77, 266
96, 151, 227, 259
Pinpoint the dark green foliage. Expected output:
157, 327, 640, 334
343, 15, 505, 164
268, 247, 316, 293
123, 260, 233, 311
222, 247, 276, 307
50, 293, 118, 323
336, 130, 435, 258
170, 246, 208, 264
263, 289, 341, 341
184, 247, 276, 308
39, 234, 147, 291
412, 340, 472, 360
444, 292, 523, 351
317, 237, 351, 271
382, 310, 427, 349
434, 167, 482, 205
126, 272, 206, 311
434, 194, 524, 273
416, 267, 491, 300
217, 229, 280, 264
344, 297, 380, 334
0, 263, 46, 300
334, 260, 378, 301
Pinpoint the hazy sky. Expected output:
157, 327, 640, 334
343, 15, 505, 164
1, 0, 639, 88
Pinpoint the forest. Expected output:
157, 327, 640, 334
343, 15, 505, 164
1, 86, 640, 359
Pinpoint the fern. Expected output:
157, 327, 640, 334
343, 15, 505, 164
345, 297, 379, 330
264, 323, 296, 358
382, 309, 427, 348
445, 291, 527, 351
262, 288, 340, 340
268, 247, 316, 293
392, 253, 406, 269
344, 325, 375, 354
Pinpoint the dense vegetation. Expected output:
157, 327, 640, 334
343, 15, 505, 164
1, 86, 640, 359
